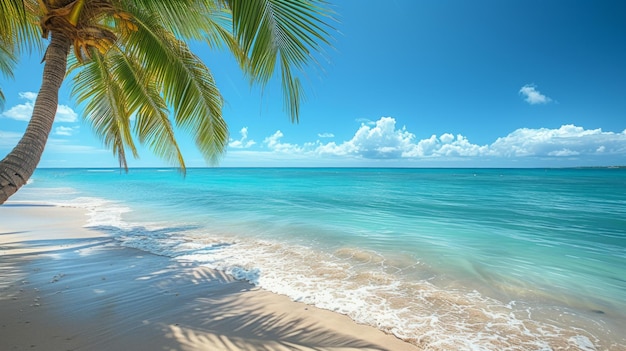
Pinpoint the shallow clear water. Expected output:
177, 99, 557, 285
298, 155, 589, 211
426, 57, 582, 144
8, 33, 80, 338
11, 168, 626, 350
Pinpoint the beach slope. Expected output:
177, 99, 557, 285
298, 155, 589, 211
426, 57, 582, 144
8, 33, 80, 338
0, 204, 419, 351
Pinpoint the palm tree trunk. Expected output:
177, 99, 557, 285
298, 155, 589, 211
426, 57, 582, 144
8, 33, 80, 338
0, 32, 71, 204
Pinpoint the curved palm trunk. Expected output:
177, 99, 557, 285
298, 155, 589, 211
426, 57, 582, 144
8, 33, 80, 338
0, 32, 71, 204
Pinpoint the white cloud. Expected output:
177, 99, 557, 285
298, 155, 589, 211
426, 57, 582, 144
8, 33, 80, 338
1, 91, 78, 122
55, 126, 79, 136
313, 117, 492, 159
255, 117, 626, 164
317, 132, 335, 138
488, 124, 626, 157
439, 133, 454, 144
548, 149, 579, 157
265, 130, 283, 149
229, 127, 256, 149
263, 130, 305, 153
55, 105, 78, 122
19, 91, 37, 101
316, 117, 416, 159
2, 98, 33, 121
225, 117, 626, 167
519, 84, 552, 105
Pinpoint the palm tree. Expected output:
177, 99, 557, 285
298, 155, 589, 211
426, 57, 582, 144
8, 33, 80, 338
0, 0, 333, 204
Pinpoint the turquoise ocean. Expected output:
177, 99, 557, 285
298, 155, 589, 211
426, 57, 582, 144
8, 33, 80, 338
10, 168, 626, 350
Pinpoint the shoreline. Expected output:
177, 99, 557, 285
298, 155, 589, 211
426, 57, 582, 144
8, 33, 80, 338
0, 203, 419, 351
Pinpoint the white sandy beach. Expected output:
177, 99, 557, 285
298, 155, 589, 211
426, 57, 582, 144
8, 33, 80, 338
0, 203, 420, 351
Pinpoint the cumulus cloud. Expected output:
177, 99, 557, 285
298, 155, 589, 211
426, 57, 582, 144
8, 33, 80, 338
242, 116, 626, 167
412, 133, 489, 157
519, 84, 552, 105
263, 130, 307, 153
316, 117, 415, 158
229, 127, 256, 149
19, 91, 37, 101
259, 117, 626, 162
317, 132, 335, 138
264, 130, 283, 149
55, 105, 78, 122
1, 91, 78, 122
314, 117, 492, 159
489, 124, 626, 157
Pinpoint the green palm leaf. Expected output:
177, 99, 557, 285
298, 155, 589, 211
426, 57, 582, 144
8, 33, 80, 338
226, 0, 334, 121
0, 0, 43, 55
1, 0, 335, 203
0, 0, 42, 109
70, 3, 229, 170
72, 45, 187, 170
0, 44, 17, 78
126, 0, 219, 39
0, 0, 25, 45
122, 7, 228, 165
121, 0, 245, 64
72, 50, 138, 169
114, 52, 186, 171
0, 44, 17, 109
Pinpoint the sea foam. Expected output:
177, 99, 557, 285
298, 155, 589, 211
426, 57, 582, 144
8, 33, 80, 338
106, 218, 612, 350
16, 168, 625, 351
23, 194, 614, 350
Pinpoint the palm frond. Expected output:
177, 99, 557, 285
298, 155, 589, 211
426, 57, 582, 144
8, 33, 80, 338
226, 0, 334, 122
120, 0, 218, 40
0, 0, 25, 43
198, 8, 247, 67
122, 0, 208, 39
0, 46, 15, 109
0, 0, 43, 90
112, 49, 186, 171
43, 0, 333, 171
71, 49, 138, 169
118, 1, 246, 69
0, 43, 17, 78
1, 0, 44, 56
0, 41, 17, 111
0, 22, 18, 110
121, 8, 228, 165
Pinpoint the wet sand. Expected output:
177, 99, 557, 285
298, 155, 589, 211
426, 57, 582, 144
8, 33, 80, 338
0, 203, 419, 351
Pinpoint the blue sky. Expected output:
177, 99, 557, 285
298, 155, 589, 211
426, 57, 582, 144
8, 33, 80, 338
2, 0, 626, 168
